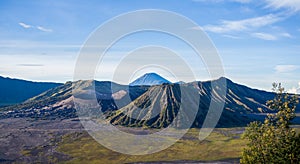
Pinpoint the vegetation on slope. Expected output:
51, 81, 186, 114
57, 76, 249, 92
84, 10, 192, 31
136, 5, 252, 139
54, 128, 246, 163
241, 83, 300, 163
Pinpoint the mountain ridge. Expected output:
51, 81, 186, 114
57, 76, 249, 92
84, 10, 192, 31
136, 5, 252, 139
0, 76, 62, 107
1, 76, 299, 128
109, 77, 283, 128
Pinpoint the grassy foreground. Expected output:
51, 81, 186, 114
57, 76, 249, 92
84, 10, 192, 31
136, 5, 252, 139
55, 128, 246, 163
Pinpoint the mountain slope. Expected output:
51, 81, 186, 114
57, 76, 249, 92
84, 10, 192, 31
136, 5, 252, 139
109, 78, 267, 128
0, 76, 62, 107
190, 77, 277, 127
129, 73, 171, 86
189, 77, 275, 114
110, 77, 300, 128
0, 80, 148, 119
110, 84, 199, 128
1, 76, 299, 127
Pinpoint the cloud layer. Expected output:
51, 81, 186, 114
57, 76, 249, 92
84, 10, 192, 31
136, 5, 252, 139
251, 32, 277, 40
288, 82, 300, 94
18, 22, 53, 32
202, 14, 281, 34
265, 0, 300, 12
193, 0, 300, 41
36, 26, 53, 32
192, 0, 251, 4
19, 22, 32, 29
274, 65, 298, 73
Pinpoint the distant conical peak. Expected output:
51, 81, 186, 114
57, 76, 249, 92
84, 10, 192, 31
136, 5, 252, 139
144, 72, 158, 75
129, 72, 171, 86
142, 72, 164, 77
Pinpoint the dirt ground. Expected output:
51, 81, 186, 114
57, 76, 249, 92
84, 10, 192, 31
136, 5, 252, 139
0, 118, 83, 163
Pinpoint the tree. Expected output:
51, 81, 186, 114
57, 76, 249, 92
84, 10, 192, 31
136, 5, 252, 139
241, 83, 300, 164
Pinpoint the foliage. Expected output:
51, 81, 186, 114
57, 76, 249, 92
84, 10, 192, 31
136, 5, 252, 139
54, 128, 245, 163
241, 83, 300, 163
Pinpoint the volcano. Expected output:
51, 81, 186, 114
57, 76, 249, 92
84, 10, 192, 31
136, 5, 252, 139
129, 73, 171, 86
110, 78, 272, 128
109, 84, 200, 128
2, 75, 300, 128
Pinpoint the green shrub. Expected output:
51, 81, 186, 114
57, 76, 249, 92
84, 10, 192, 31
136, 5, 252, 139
241, 83, 300, 163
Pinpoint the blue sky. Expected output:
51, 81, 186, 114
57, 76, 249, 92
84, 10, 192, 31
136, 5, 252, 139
0, 0, 300, 92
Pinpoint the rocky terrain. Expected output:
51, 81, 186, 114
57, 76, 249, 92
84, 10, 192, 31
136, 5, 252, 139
1, 76, 299, 127
0, 118, 83, 163
1, 75, 300, 163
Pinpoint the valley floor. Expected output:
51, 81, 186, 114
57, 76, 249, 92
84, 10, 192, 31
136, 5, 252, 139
0, 118, 299, 164
0, 118, 83, 163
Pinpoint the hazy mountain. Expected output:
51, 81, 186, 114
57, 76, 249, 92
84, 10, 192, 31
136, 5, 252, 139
1, 75, 299, 127
175, 81, 186, 84
1, 80, 148, 119
0, 76, 61, 107
109, 77, 282, 128
129, 73, 171, 86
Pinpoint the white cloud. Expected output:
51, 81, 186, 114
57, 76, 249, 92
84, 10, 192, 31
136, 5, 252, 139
274, 65, 298, 73
233, 0, 252, 3
19, 22, 32, 29
288, 87, 298, 94
280, 32, 292, 38
36, 26, 53, 32
192, 0, 222, 2
265, 0, 300, 12
18, 22, 53, 32
202, 14, 281, 33
192, 0, 251, 3
222, 34, 241, 39
251, 32, 277, 40
287, 82, 300, 94
0, 54, 74, 83
239, 6, 253, 13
